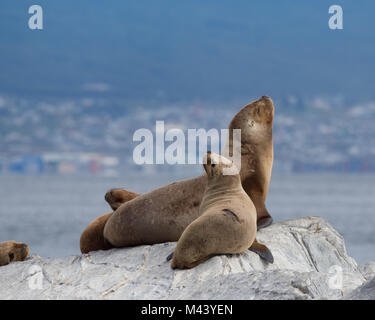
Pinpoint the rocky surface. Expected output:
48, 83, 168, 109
0, 216, 371, 300
343, 277, 375, 300
344, 262, 375, 300
360, 262, 375, 281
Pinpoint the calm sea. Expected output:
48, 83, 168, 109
0, 173, 374, 264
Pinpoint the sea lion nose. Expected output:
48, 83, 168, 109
21, 243, 29, 259
259, 96, 274, 111
105, 191, 111, 202
260, 96, 273, 104
205, 151, 212, 164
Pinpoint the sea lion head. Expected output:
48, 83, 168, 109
228, 96, 274, 145
105, 189, 138, 210
223, 96, 274, 186
203, 152, 238, 178
0, 241, 29, 267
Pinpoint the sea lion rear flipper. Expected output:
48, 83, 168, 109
248, 239, 274, 263
166, 251, 174, 262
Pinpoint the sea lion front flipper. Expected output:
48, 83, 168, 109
257, 215, 273, 230
104, 189, 140, 211
248, 239, 274, 263
166, 251, 174, 262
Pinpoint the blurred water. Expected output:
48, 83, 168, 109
0, 173, 374, 264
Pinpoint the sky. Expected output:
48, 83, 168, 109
0, 0, 374, 104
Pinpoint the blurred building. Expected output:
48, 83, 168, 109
4, 153, 119, 176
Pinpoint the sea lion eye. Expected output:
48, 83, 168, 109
8, 253, 14, 261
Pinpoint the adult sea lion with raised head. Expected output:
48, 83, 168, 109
103, 96, 274, 248
170, 152, 273, 269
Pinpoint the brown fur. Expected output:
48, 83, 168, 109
104, 189, 140, 211
79, 189, 139, 253
171, 152, 257, 269
0, 241, 29, 267
226, 96, 274, 228
103, 96, 274, 248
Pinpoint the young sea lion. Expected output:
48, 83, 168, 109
170, 152, 273, 269
103, 96, 274, 248
79, 189, 139, 254
0, 241, 29, 267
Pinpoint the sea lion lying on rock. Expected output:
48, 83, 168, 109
0, 241, 29, 267
80, 190, 140, 254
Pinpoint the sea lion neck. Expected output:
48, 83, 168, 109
201, 174, 243, 209
206, 173, 241, 188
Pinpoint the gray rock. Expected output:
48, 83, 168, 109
360, 262, 375, 280
343, 277, 375, 300
0, 217, 367, 300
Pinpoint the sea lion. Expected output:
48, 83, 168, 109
79, 189, 139, 254
0, 241, 29, 267
103, 96, 274, 248
170, 152, 273, 269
